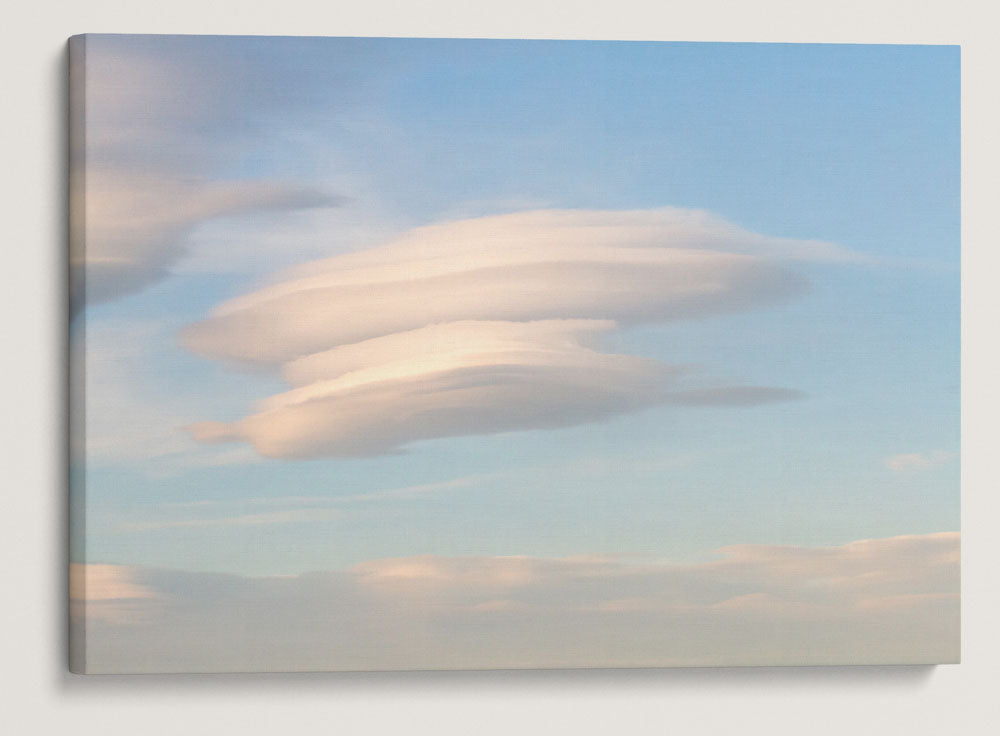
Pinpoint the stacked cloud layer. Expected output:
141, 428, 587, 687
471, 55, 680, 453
184, 208, 851, 458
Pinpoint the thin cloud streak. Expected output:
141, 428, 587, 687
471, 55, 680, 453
118, 508, 343, 532
115, 475, 488, 532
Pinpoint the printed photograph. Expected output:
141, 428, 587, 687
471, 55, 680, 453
69, 35, 960, 673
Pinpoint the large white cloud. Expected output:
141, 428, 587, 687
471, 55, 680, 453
71, 532, 959, 673
189, 318, 800, 458
183, 208, 851, 365
182, 208, 831, 458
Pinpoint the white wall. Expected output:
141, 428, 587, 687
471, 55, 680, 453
3, 1, 998, 733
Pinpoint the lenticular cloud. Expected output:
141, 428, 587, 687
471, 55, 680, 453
184, 208, 841, 458
74, 170, 338, 310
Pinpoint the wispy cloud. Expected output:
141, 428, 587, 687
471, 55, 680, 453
115, 475, 486, 532
885, 450, 956, 472
336, 475, 487, 503
75, 171, 339, 308
73, 532, 959, 672
183, 208, 831, 459
72, 37, 344, 310
118, 508, 344, 532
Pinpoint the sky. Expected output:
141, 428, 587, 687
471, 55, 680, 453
69, 35, 959, 671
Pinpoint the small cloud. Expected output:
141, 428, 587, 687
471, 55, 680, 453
69, 563, 157, 602
69, 563, 160, 626
884, 450, 956, 472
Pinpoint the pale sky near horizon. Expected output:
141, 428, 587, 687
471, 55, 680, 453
72, 35, 959, 580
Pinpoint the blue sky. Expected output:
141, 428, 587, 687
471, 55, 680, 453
73, 36, 958, 582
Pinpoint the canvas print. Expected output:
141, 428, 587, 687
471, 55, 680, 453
68, 35, 960, 673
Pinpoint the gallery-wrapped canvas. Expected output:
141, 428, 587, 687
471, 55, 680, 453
68, 34, 960, 673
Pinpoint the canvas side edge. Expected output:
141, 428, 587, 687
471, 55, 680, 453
67, 33, 88, 675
